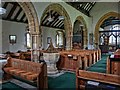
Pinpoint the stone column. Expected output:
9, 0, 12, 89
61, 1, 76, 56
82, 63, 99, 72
0, 20, 2, 53
66, 31, 73, 50
31, 34, 40, 62
69, 34, 73, 50
83, 28, 87, 49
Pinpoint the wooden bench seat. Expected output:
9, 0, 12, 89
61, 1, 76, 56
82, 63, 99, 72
76, 69, 120, 90
2, 57, 48, 90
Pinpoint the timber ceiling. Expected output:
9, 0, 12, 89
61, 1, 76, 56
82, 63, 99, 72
0, 2, 119, 29
66, 2, 120, 28
66, 2, 96, 16
41, 10, 64, 29
1, 2, 28, 24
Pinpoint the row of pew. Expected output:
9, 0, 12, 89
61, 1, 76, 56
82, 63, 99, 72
5, 51, 31, 60
58, 49, 101, 71
4, 49, 120, 90
5, 49, 101, 72
76, 49, 120, 90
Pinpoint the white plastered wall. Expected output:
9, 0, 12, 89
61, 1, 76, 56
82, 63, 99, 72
2, 20, 27, 53
41, 26, 64, 49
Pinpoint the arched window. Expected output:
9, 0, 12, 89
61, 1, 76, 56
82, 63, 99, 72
99, 24, 120, 53
25, 26, 31, 49
56, 30, 64, 48
109, 25, 120, 45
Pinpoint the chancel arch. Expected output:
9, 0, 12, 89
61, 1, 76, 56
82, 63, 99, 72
40, 3, 72, 50
95, 12, 120, 53
72, 16, 88, 49
94, 12, 120, 44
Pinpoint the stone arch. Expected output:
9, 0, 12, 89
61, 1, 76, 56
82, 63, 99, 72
94, 12, 120, 44
40, 3, 72, 50
17, 2, 40, 62
18, 2, 39, 34
74, 16, 88, 48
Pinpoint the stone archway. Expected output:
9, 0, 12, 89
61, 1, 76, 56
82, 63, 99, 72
74, 16, 88, 49
40, 3, 72, 50
18, 2, 39, 33
94, 12, 120, 44
17, 2, 40, 62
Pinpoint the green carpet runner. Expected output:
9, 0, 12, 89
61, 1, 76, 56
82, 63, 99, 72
87, 55, 108, 73
48, 72, 76, 89
48, 55, 108, 89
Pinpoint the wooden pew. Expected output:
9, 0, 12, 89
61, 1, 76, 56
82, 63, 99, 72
58, 49, 100, 71
19, 52, 31, 60
7, 52, 20, 59
58, 52, 82, 71
72, 49, 100, 64
107, 49, 120, 75
76, 69, 120, 90
2, 57, 48, 90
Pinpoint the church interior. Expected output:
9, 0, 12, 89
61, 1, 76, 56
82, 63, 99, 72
0, 0, 120, 90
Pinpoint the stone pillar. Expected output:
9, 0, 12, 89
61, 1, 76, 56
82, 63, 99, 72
31, 34, 40, 62
66, 31, 72, 50
83, 28, 87, 49
69, 34, 73, 50
0, 20, 2, 53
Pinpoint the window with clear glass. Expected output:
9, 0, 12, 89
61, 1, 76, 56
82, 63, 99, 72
56, 30, 64, 48
25, 26, 31, 49
109, 25, 120, 45
26, 32, 31, 48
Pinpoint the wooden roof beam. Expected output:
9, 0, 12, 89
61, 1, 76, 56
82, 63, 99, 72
6, 3, 18, 20
20, 13, 26, 22
14, 8, 22, 20
2, 2, 8, 8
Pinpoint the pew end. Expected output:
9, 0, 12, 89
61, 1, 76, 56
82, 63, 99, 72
76, 69, 120, 90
